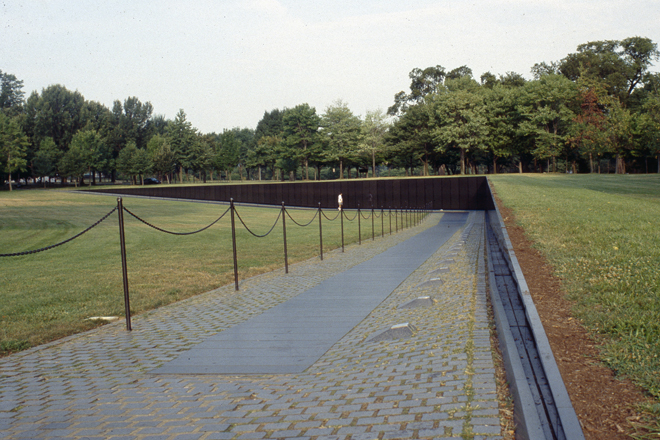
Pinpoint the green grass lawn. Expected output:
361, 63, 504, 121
489, 174, 660, 405
0, 189, 402, 355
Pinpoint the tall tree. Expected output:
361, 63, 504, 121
359, 110, 389, 177
388, 65, 446, 115
0, 113, 28, 190
559, 37, 660, 103
516, 74, 578, 172
0, 70, 25, 116
320, 101, 361, 179
430, 80, 488, 175
282, 104, 321, 180
166, 109, 197, 183
32, 137, 60, 186
23, 85, 86, 155
147, 134, 175, 183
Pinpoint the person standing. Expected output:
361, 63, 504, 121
338, 193, 343, 211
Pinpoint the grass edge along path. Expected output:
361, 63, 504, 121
489, 174, 660, 438
1, 189, 424, 356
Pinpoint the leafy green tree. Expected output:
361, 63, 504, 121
636, 92, 660, 173
215, 129, 241, 180
358, 110, 389, 177
282, 103, 321, 180
430, 82, 488, 175
387, 102, 435, 176
0, 70, 25, 116
320, 101, 361, 178
115, 142, 142, 184
482, 85, 519, 173
0, 113, 28, 190
516, 74, 578, 172
23, 85, 86, 155
32, 137, 60, 187
559, 37, 660, 104
148, 134, 175, 183
388, 66, 446, 115
166, 109, 198, 183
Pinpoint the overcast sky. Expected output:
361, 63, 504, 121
2, 0, 660, 134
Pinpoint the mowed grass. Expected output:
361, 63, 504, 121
0, 189, 398, 355
489, 174, 660, 403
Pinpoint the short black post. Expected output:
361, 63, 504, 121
389, 207, 392, 235
371, 207, 375, 241
340, 207, 345, 252
395, 208, 398, 232
357, 204, 361, 245
282, 202, 289, 274
381, 207, 384, 237
318, 203, 323, 261
117, 198, 132, 331
230, 198, 239, 291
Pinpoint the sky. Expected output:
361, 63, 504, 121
2, 0, 660, 134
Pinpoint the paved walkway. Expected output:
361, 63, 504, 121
0, 212, 503, 440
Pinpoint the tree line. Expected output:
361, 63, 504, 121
2, 36, 660, 190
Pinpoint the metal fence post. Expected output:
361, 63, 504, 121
341, 206, 345, 252
117, 198, 132, 331
371, 207, 375, 241
230, 198, 239, 291
395, 208, 398, 233
381, 207, 384, 237
357, 204, 361, 245
282, 202, 289, 274
318, 203, 323, 261
389, 207, 392, 235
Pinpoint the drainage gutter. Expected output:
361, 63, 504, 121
486, 201, 585, 440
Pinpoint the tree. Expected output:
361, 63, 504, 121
388, 65, 446, 115
115, 141, 151, 184
387, 101, 435, 176
32, 137, 60, 187
637, 92, 660, 173
0, 70, 25, 116
66, 130, 110, 185
215, 129, 241, 180
23, 85, 86, 154
320, 101, 361, 178
148, 134, 175, 183
482, 85, 518, 173
282, 103, 321, 180
166, 109, 197, 183
359, 110, 389, 177
516, 74, 578, 172
430, 82, 488, 175
567, 80, 609, 173
559, 37, 660, 103
0, 113, 28, 190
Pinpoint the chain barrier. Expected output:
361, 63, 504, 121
234, 207, 282, 238
344, 210, 359, 222
321, 209, 341, 221
0, 207, 118, 257
285, 208, 319, 227
360, 209, 372, 220
123, 206, 230, 235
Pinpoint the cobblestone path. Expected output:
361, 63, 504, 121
0, 212, 503, 440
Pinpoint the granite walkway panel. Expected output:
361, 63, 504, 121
151, 212, 469, 375
1, 211, 506, 439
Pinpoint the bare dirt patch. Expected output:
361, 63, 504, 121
494, 196, 652, 440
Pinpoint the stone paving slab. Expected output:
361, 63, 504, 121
0, 211, 504, 439
152, 213, 467, 376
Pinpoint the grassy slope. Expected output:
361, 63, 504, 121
489, 174, 660, 400
0, 189, 388, 353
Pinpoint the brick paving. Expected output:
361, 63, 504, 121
0, 212, 503, 440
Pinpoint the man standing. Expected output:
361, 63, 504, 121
338, 193, 343, 211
